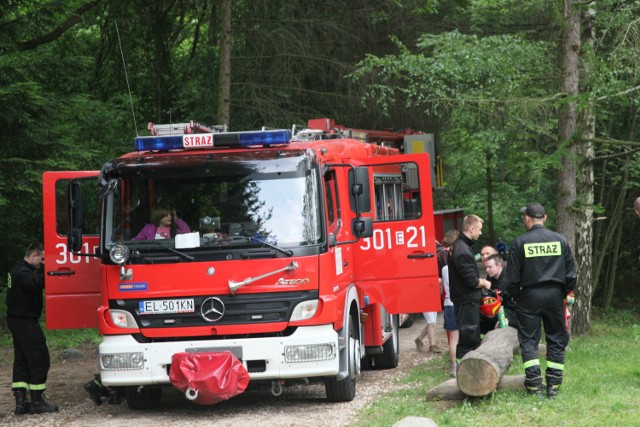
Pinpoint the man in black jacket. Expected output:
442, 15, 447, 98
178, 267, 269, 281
6, 242, 58, 414
448, 215, 491, 362
507, 203, 576, 399
481, 254, 519, 332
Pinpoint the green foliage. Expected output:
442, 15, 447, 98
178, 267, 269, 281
354, 312, 640, 426
351, 26, 563, 243
468, 0, 561, 36
44, 327, 101, 350
0, 0, 639, 310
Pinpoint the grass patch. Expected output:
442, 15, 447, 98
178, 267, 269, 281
355, 309, 640, 427
0, 289, 100, 350
45, 327, 101, 350
1, 321, 100, 351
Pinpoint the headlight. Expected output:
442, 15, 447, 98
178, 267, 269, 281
290, 299, 318, 322
101, 352, 145, 370
110, 242, 130, 265
109, 309, 138, 329
284, 343, 335, 363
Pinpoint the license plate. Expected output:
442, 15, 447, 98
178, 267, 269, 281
139, 299, 195, 315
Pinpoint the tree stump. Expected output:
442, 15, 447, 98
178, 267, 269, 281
456, 326, 519, 397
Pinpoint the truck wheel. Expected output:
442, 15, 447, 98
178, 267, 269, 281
360, 354, 373, 370
124, 385, 162, 410
325, 316, 359, 402
400, 313, 414, 328
373, 314, 399, 369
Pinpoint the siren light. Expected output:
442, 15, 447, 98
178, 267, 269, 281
134, 129, 292, 152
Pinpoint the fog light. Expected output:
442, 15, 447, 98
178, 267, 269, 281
100, 352, 145, 370
109, 309, 138, 329
284, 343, 336, 363
290, 299, 318, 321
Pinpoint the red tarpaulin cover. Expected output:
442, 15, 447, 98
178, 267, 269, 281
169, 351, 250, 405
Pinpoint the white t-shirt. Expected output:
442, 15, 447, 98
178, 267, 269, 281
442, 265, 453, 307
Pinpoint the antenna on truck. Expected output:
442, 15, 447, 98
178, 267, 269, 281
115, 20, 139, 136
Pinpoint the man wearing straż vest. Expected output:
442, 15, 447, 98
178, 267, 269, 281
507, 203, 576, 399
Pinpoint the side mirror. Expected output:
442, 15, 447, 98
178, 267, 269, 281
68, 182, 84, 253
96, 179, 118, 199
349, 167, 371, 213
69, 181, 83, 229
328, 233, 337, 247
352, 216, 373, 238
67, 230, 82, 253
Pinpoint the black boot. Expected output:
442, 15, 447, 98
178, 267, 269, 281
546, 384, 559, 399
524, 375, 543, 400
526, 386, 543, 399
13, 388, 30, 415
30, 389, 58, 414
546, 370, 562, 399
84, 375, 109, 406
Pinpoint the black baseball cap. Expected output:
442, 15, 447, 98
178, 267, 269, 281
521, 203, 546, 218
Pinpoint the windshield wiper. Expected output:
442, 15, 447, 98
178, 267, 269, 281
151, 243, 195, 261
252, 238, 293, 257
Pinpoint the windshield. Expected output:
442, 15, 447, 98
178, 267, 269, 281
102, 152, 322, 252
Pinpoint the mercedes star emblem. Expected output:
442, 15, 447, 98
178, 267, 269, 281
200, 297, 225, 323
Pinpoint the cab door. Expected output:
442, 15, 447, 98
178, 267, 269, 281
353, 154, 440, 314
43, 171, 101, 329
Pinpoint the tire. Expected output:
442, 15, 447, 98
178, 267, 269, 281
360, 354, 374, 370
400, 313, 414, 328
124, 385, 162, 410
373, 314, 399, 369
325, 316, 359, 402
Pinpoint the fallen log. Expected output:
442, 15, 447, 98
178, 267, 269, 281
514, 343, 547, 357
456, 327, 519, 397
426, 374, 525, 401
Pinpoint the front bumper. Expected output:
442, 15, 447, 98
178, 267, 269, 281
99, 324, 339, 386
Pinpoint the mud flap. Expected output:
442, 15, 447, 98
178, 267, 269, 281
169, 351, 250, 405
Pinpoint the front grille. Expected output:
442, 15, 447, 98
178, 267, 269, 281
110, 290, 318, 328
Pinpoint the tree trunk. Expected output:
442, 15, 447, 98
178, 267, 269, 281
593, 167, 627, 301
217, 0, 232, 127
151, 2, 173, 123
604, 214, 624, 310
485, 151, 495, 244
556, 0, 581, 252
456, 327, 519, 397
572, 2, 596, 335
426, 375, 525, 401
592, 160, 608, 290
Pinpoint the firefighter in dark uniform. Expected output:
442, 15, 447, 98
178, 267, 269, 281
6, 242, 58, 414
507, 204, 576, 399
448, 214, 491, 362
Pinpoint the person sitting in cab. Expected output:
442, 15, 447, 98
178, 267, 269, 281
132, 206, 190, 240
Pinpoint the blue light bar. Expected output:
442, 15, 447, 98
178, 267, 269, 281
134, 130, 291, 152
134, 135, 184, 151
236, 130, 291, 146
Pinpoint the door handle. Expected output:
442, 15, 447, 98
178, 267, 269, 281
407, 253, 435, 259
47, 271, 76, 276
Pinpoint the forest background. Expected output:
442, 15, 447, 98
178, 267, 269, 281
1, 0, 639, 335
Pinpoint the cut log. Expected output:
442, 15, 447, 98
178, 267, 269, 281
426, 374, 525, 401
456, 327, 519, 397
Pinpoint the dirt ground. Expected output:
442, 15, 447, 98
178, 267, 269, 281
0, 315, 450, 426
0, 343, 98, 415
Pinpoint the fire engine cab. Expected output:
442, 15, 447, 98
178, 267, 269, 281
43, 119, 441, 409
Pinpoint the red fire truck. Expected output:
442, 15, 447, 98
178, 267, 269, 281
42, 119, 441, 409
